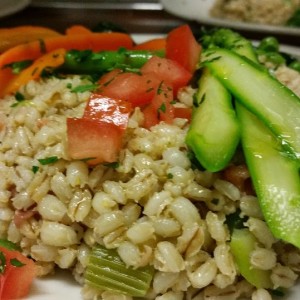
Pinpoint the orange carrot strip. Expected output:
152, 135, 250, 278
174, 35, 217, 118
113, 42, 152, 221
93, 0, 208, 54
0, 26, 61, 53
133, 38, 166, 51
2, 48, 66, 96
65, 25, 93, 35
0, 31, 134, 69
0, 32, 134, 98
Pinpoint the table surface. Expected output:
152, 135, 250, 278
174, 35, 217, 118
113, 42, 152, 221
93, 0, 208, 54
0, 0, 299, 46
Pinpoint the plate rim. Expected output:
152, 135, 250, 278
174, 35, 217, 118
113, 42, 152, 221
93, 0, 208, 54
161, 0, 300, 36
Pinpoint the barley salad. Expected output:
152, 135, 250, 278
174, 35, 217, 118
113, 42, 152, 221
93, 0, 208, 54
1, 24, 300, 300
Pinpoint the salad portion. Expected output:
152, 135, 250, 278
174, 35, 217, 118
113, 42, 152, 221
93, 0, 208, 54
1, 23, 300, 300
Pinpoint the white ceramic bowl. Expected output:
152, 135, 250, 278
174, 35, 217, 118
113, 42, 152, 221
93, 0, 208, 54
0, 0, 31, 18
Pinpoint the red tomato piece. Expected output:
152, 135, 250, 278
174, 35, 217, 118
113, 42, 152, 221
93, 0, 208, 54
143, 82, 174, 128
142, 104, 159, 129
83, 93, 132, 130
173, 107, 192, 121
140, 56, 192, 95
98, 70, 161, 107
166, 24, 201, 73
67, 118, 123, 165
0, 247, 36, 300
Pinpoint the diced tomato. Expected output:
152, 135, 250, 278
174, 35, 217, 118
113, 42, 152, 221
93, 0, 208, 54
0, 246, 36, 300
133, 38, 166, 51
67, 118, 123, 165
166, 24, 201, 73
173, 107, 192, 121
83, 93, 132, 130
140, 56, 192, 95
98, 70, 161, 107
143, 82, 174, 128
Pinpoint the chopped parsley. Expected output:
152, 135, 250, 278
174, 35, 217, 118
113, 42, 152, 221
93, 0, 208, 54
39, 39, 46, 54
10, 258, 25, 268
0, 239, 21, 251
71, 83, 99, 93
32, 165, 39, 174
10, 92, 26, 107
38, 156, 59, 165
158, 102, 166, 113
167, 173, 173, 179
103, 161, 120, 169
4, 60, 33, 74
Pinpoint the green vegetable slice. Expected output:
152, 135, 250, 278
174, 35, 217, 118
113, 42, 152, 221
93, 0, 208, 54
186, 67, 240, 172
85, 244, 154, 297
237, 106, 300, 247
202, 47, 300, 160
230, 228, 272, 289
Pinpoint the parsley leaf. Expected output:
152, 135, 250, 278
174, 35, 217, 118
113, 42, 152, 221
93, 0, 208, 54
103, 161, 120, 169
38, 156, 59, 165
10, 258, 25, 268
158, 102, 166, 113
0, 239, 21, 251
4, 60, 33, 74
32, 165, 39, 174
71, 84, 99, 93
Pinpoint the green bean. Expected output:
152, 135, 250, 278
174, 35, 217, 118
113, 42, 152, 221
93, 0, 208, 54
61, 48, 165, 74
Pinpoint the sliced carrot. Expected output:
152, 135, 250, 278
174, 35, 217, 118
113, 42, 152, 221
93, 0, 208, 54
133, 38, 166, 51
0, 26, 61, 53
65, 25, 93, 35
2, 48, 66, 96
0, 31, 134, 98
0, 32, 134, 69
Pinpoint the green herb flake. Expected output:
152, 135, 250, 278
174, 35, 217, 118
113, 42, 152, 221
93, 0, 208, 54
0, 239, 21, 251
32, 165, 39, 174
167, 173, 173, 179
66, 83, 72, 89
157, 81, 164, 95
38, 156, 59, 165
4, 60, 33, 74
39, 39, 46, 54
158, 102, 166, 113
103, 161, 120, 169
10, 258, 25, 268
10, 92, 26, 107
211, 198, 219, 205
15, 92, 25, 102
71, 84, 99, 93
0, 251, 6, 274
193, 93, 199, 107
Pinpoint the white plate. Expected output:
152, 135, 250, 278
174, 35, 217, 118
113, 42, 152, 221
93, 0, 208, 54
21, 33, 300, 300
27, 269, 300, 300
0, 0, 31, 18
161, 0, 300, 36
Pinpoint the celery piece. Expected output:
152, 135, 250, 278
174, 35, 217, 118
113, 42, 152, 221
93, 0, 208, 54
230, 228, 272, 289
186, 67, 240, 172
85, 244, 154, 297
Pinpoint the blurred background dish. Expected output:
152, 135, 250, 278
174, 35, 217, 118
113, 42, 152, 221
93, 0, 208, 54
0, 0, 31, 18
161, 0, 300, 36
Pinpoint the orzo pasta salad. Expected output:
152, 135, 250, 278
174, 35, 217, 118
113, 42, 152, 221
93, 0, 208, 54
1, 24, 300, 300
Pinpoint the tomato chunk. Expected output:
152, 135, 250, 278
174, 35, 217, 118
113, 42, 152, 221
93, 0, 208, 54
140, 56, 192, 95
98, 70, 161, 107
67, 118, 123, 165
84, 93, 132, 129
0, 246, 36, 300
143, 82, 174, 128
166, 24, 201, 73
